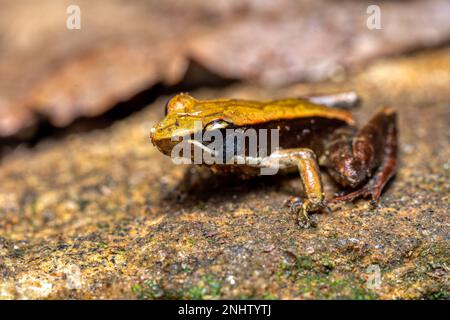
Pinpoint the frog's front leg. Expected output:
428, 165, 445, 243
262, 148, 325, 228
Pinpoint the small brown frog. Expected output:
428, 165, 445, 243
150, 92, 397, 227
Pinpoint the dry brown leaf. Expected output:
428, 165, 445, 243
189, 0, 450, 85
1, 0, 450, 137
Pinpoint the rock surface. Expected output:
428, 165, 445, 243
0, 49, 449, 299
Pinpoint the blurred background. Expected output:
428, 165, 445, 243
0, 0, 448, 300
1, 0, 450, 142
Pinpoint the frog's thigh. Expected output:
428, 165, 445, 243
264, 148, 324, 205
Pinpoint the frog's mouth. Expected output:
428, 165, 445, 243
151, 126, 244, 164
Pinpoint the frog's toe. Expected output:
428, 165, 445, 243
289, 198, 323, 228
284, 197, 302, 209
369, 198, 379, 209
288, 197, 303, 213
330, 185, 371, 203
298, 212, 317, 228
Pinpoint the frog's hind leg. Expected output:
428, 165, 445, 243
325, 107, 398, 203
262, 148, 325, 227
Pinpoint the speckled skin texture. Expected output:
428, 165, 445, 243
0, 49, 448, 299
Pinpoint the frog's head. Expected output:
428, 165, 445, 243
150, 93, 233, 156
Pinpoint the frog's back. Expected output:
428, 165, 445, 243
196, 97, 355, 126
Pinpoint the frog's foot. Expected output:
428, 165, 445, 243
331, 158, 395, 204
330, 185, 370, 203
288, 197, 326, 228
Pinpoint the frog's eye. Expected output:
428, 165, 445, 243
204, 119, 232, 131
165, 95, 186, 116
165, 93, 195, 115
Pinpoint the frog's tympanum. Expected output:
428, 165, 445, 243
150, 92, 397, 227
